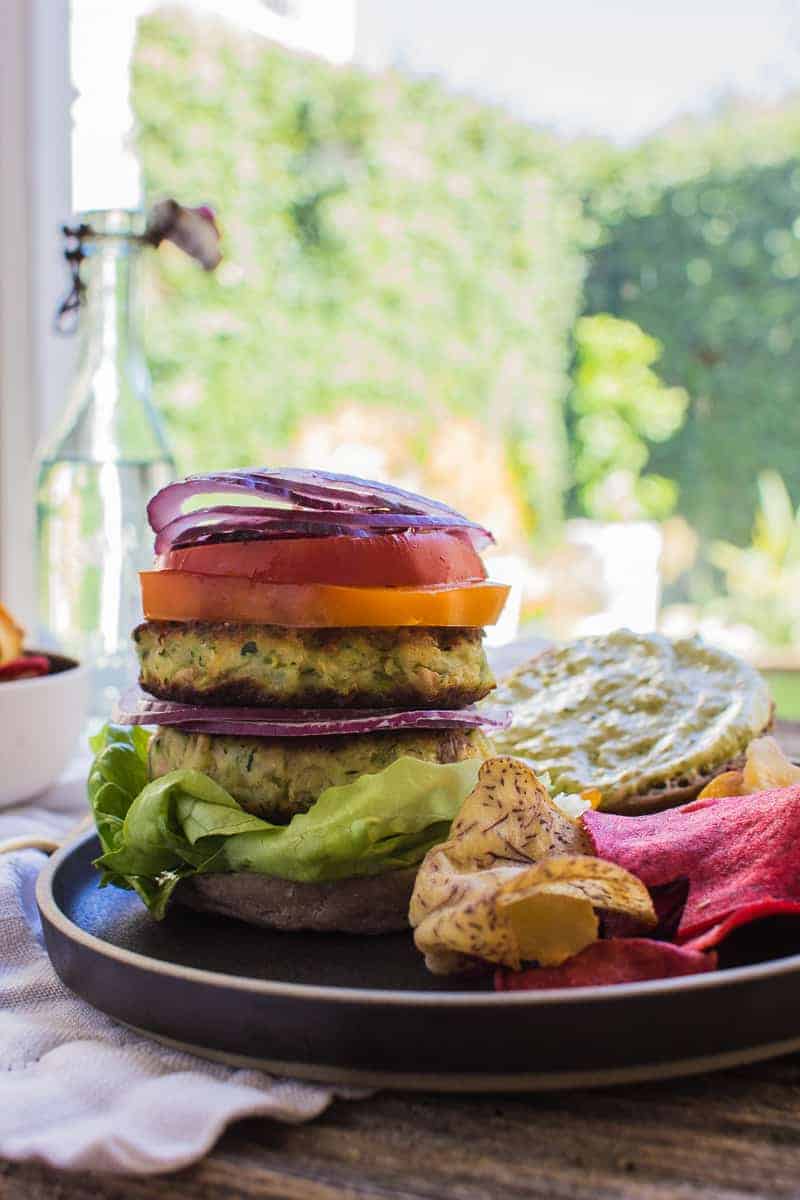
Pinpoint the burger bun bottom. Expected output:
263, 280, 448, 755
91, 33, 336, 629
175, 867, 417, 934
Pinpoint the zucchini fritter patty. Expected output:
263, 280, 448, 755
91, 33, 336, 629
149, 725, 492, 822
134, 621, 494, 708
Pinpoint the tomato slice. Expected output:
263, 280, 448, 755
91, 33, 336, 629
159, 530, 487, 588
140, 571, 509, 628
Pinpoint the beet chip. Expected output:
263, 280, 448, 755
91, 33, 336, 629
583, 786, 800, 946
495, 938, 716, 991
0, 654, 49, 682
684, 899, 800, 952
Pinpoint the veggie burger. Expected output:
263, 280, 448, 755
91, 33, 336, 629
89, 469, 510, 933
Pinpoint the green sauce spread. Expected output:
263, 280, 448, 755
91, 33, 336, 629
490, 630, 773, 809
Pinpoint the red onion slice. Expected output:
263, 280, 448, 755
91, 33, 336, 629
114, 686, 511, 737
147, 469, 493, 555
152, 507, 489, 557
148, 469, 469, 528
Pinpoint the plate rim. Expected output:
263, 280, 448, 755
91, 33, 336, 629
37, 828, 800, 1008
119, 1025, 800, 1092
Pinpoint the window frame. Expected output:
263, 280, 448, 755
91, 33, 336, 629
0, 0, 73, 628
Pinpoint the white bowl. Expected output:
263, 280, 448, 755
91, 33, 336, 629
0, 653, 89, 808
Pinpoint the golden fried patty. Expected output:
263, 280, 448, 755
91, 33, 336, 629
134, 621, 495, 709
149, 725, 492, 822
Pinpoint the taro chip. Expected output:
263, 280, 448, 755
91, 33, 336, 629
583, 782, 800, 947
698, 736, 800, 800
495, 938, 717, 992
697, 769, 744, 801
410, 757, 656, 974
0, 602, 24, 666
742, 736, 800, 792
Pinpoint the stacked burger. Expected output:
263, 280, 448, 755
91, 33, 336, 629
91, 469, 509, 933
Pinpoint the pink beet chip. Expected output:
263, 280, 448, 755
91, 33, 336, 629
495, 938, 716, 991
0, 654, 50, 682
583, 786, 800, 945
683, 899, 800, 952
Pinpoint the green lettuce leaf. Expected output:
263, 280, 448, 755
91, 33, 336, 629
88, 722, 150, 857
88, 723, 482, 919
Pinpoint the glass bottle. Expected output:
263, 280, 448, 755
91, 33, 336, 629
36, 209, 175, 718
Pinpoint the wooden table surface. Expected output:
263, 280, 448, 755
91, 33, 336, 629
3, 722, 800, 1200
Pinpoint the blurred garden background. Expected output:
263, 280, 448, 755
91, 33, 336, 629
124, 2, 800, 707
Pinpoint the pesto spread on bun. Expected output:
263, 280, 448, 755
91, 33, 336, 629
491, 630, 773, 814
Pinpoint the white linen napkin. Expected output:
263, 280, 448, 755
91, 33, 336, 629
0, 764, 363, 1175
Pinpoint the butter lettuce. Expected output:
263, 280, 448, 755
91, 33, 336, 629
88, 723, 481, 918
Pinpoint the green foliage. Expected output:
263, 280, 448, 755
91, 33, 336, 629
570, 95, 800, 230
131, 10, 588, 541
706, 471, 800, 646
761, 672, 800, 720
131, 10, 800, 575
583, 137, 800, 550
568, 314, 688, 520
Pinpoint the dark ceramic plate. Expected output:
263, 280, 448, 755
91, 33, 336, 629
37, 831, 800, 1091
